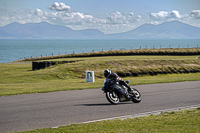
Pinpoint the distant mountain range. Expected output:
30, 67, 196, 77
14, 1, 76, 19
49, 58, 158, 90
0, 21, 200, 39
0, 22, 105, 39
108, 21, 200, 39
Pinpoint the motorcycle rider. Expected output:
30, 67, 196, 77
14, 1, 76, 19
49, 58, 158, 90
104, 69, 132, 99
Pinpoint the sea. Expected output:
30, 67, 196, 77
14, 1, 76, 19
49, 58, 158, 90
0, 39, 200, 63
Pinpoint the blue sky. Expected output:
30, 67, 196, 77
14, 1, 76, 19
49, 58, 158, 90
0, 0, 200, 34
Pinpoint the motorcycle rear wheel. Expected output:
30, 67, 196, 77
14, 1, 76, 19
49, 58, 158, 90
106, 91, 119, 105
131, 88, 141, 103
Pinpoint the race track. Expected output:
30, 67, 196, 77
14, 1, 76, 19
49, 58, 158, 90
0, 81, 200, 132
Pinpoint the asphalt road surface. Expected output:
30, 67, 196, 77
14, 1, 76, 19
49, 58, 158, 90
0, 81, 200, 132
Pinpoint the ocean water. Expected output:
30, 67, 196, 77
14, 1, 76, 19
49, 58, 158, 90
0, 39, 200, 63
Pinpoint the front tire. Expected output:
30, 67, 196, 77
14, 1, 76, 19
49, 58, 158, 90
131, 88, 141, 103
106, 91, 119, 105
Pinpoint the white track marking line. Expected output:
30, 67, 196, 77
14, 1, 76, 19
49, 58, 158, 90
81, 104, 200, 124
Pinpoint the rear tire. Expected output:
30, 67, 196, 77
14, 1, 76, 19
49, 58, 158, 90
106, 91, 119, 105
131, 88, 141, 103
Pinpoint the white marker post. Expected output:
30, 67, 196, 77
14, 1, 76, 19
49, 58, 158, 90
85, 71, 95, 82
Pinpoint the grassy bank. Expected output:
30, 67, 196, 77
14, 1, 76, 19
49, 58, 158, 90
20, 48, 200, 62
0, 55, 200, 96
17, 108, 200, 133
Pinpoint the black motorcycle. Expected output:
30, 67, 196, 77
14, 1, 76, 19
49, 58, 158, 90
101, 79, 141, 104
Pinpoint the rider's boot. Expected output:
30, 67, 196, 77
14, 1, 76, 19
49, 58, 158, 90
128, 87, 133, 93
123, 81, 133, 93
124, 90, 131, 99
124, 85, 132, 93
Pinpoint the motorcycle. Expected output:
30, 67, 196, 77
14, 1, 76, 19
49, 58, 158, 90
101, 79, 141, 104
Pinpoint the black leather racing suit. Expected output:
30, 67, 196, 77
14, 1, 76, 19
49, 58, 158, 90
106, 72, 131, 97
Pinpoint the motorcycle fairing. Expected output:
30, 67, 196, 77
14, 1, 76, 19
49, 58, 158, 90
103, 80, 127, 97
112, 84, 127, 96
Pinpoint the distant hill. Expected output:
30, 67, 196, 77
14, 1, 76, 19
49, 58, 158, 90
0, 21, 200, 39
108, 21, 200, 39
0, 22, 105, 39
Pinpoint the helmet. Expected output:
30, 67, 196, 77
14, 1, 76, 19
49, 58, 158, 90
104, 69, 111, 78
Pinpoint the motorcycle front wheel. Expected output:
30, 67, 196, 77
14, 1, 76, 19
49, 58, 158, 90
131, 88, 142, 103
106, 91, 119, 105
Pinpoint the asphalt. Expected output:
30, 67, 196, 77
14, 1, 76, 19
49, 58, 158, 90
0, 81, 200, 132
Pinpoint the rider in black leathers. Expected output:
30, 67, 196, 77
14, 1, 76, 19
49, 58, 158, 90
104, 69, 132, 98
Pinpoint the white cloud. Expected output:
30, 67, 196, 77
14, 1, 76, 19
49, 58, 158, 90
150, 11, 168, 20
107, 11, 127, 24
170, 10, 181, 19
34, 9, 43, 16
150, 10, 182, 20
45, 11, 107, 26
106, 11, 142, 24
149, 10, 200, 29
190, 10, 200, 19
48, 2, 71, 12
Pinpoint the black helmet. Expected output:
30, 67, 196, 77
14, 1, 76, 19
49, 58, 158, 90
104, 69, 111, 78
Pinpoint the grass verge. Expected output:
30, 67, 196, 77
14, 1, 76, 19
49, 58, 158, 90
20, 48, 200, 61
0, 55, 200, 96
16, 107, 200, 133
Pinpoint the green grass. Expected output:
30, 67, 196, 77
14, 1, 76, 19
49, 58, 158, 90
21, 48, 200, 61
27, 55, 200, 78
0, 55, 200, 96
16, 108, 200, 133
